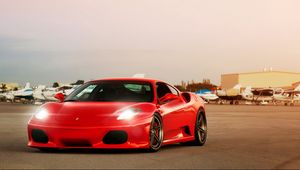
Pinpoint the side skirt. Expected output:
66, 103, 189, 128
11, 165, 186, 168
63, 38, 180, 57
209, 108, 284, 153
162, 136, 194, 146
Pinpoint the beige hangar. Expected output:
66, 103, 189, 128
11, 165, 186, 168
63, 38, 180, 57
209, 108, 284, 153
221, 71, 300, 89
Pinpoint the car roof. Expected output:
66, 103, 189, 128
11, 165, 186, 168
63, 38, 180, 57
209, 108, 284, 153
90, 77, 163, 84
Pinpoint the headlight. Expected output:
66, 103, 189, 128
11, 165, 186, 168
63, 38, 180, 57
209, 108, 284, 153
117, 108, 140, 120
35, 109, 48, 120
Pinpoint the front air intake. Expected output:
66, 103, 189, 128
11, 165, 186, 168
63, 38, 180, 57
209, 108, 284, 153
103, 131, 128, 144
32, 129, 49, 143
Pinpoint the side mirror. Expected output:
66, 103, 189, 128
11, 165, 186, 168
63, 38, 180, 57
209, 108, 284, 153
54, 93, 65, 102
159, 93, 179, 104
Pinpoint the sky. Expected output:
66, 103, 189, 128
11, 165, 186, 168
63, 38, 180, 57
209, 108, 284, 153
1, 0, 300, 86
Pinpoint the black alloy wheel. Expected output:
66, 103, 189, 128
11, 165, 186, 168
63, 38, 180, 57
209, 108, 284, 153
194, 110, 207, 146
149, 113, 163, 152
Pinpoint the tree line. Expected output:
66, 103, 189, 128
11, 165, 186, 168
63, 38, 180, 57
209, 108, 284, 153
174, 79, 217, 92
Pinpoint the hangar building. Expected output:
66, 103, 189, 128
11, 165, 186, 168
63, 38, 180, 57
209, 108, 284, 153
221, 71, 300, 89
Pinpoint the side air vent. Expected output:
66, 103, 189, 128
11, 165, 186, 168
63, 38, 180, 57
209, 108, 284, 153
181, 92, 191, 103
183, 126, 191, 136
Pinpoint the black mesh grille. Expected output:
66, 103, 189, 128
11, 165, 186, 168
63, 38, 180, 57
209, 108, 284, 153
61, 139, 92, 147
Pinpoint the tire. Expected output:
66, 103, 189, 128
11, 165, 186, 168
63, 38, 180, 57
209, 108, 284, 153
148, 113, 163, 152
193, 110, 207, 146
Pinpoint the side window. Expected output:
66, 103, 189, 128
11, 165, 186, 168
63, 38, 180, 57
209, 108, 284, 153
167, 84, 179, 96
156, 83, 172, 98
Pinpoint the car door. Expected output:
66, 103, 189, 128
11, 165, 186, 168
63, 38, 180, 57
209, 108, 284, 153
156, 82, 186, 140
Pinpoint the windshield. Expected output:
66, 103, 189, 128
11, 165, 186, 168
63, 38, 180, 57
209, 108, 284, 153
65, 81, 154, 102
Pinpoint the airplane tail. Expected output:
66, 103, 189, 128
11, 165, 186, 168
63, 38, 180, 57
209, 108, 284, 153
233, 84, 241, 90
295, 85, 300, 91
25, 82, 31, 89
244, 86, 252, 94
132, 74, 145, 78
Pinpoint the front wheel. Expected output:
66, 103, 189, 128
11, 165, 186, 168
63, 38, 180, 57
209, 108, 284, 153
149, 113, 163, 152
193, 110, 207, 146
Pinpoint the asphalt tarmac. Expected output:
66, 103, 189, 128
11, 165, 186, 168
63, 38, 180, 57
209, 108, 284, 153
0, 103, 299, 169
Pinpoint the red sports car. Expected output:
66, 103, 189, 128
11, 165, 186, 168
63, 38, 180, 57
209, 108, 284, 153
28, 78, 207, 152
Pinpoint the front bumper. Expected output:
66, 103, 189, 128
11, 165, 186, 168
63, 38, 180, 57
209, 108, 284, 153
28, 122, 151, 149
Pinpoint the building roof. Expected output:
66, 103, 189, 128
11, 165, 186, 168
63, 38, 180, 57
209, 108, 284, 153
222, 70, 300, 76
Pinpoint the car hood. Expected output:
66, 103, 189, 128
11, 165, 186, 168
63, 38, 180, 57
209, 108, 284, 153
32, 102, 156, 126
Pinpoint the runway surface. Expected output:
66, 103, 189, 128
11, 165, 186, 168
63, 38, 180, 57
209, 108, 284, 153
0, 103, 300, 169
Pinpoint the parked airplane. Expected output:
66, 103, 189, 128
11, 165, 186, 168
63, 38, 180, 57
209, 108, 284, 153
58, 85, 79, 96
5, 83, 34, 103
217, 84, 244, 104
242, 87, 275, 105
33, 86, 58, 103
33, 84, 80, 104
195, 89, 219, 103
273, 85, 300, 106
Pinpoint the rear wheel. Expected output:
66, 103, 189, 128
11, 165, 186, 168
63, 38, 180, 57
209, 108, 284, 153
149, 113, 163, 152
193, 110, 207, 146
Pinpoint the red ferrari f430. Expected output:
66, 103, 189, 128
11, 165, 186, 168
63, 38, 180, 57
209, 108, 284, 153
28, 78, 207, 152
